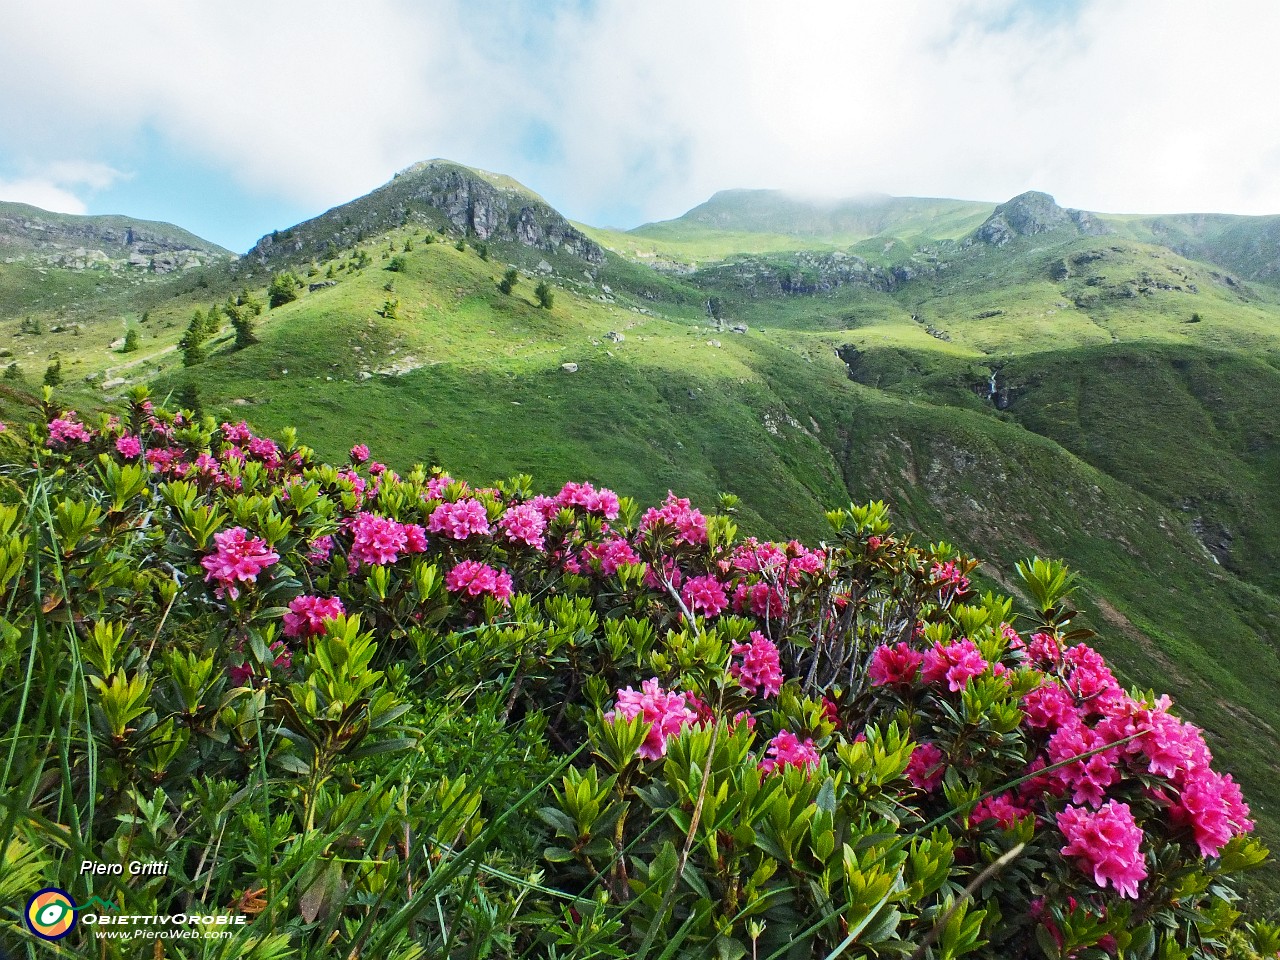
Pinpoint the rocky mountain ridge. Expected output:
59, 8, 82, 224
0, 201, 230, 273
248, 160, 605, 267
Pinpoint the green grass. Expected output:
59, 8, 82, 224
7, 179, 1280, 902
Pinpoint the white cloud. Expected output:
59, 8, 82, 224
0, 161, 125, 213
2, 0, 1279, 227
0, 178, 91, 214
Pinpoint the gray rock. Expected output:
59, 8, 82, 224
561, 362, 579, 372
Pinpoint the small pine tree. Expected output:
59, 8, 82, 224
498, 268, 519, 295
535, 281, 554, 309
403, 239, 413, 252
380, 298, 400, 320
180, 310, 210, 366
20, 316, 43, 335
325, 263, 336, 279
3, 363, 24, 383
387, 255, 407, 272
141, 311, 151, 324
455, 239, 466, 252
424, 233, 435, 245
268, 271, 301, 308
122, 328, 140, 353
477, 242, 489, 261
177, 382, 202, 418
43, 360, 62, 387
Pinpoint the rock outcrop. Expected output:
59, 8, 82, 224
974, 191, 1110, 246
249, 160, 606, 267
0, 202, 229, 271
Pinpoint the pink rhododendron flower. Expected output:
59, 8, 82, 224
639, 492, 708, 545
732, 581, 786, 619
403, 523, 428, 553
221, 421, 252, 443
499, 502, 547, 549
1057, 801, 1148, 899
606, 679, 698, 760
921, 638, 987, 692
1000, 622, 1024, 649
428, 498, 491, 540
681, 574, 728, 618
283, 595, 345, 639
905, 741, 946, 792
555, 481, 620, 519
1062, 644, 1122, 704
306, 535, 333, 564
931, 560, 970, 595
581, 537, 639, 575
47, 413, 92, 447
1022, 681, 1079, 730
445, 560, 514, 605
350, 444, 370, 462
760, 730, 820, 774
1048, 721, 1121, 808
1172, 770, 1253, 857
868, 642, 925, 688
349, 512, 408, 566
1026, 632, 1063, 667
731, 632, 784, 697
201, 527, 280, 600
972, 792, 1031, 830
115, 434, 142, 458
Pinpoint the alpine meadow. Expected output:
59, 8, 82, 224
3, 153, 1280, 959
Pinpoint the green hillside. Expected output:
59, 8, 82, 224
3, 169, 1280, 899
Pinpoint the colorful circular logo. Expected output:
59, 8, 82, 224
25, 888, 77, 941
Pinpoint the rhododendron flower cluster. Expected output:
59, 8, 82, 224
606, 679, 698, 760
639, 492, 707, 545
931, 560, 970, 594
498, 502, 547, 549
681, 574, 729, 618
47, 413, 93, 447
868, 642, 924, 688
348, 512, 426, 566
445, 560, 513, 605
428, 498, 491, 540
1057, 801, 1148, 899
115, 433, 143, 458
920, 638, 988, 692
760, 730, 819, 774
201, 527, 280, 600
555, 481, 620, 519
731, 632, 784, 697
283, 595, 345, 638
905, 741, 946, 792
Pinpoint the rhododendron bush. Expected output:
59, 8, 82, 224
0, 390, 1273, 960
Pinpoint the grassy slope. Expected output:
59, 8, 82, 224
5, 188, 1280, 899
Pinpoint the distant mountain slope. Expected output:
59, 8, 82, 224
0, 201, 230, 272
248, 159, 605, 267
634, 189, 995, 245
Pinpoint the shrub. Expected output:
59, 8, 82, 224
0, 396, 1269, 959
268, 271, 301, 308
121, 328, 139, 353
498, 267, 519, 295
535, 280, 554, 309
42, 359, 62, 386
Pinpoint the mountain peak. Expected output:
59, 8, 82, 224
974, 190, 1109, 245
250, 160, 604, 266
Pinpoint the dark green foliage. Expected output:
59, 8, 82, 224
387, 255, 407, 272
3, 362, 23, 383
179, 309, 210, 366
20, 315, 42, 335
121, 328, 140, 353
177, 381, 202, 416
498, 267, 519, 295
268, 271, 301, 308
477, 242, 489, 260
535, 280, 554, 309
42, 359, 62, 386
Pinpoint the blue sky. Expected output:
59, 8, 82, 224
1, 0, 1277, 253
